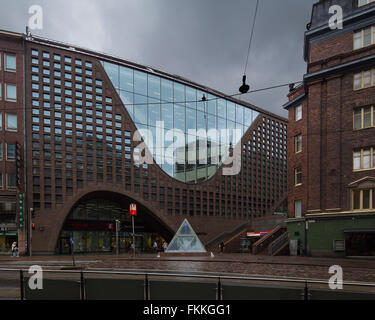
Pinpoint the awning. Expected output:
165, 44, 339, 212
344, 228, 375, 234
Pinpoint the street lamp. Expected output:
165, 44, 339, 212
115, 219, 120, 257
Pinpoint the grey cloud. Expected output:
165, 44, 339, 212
0, 0, 316, 117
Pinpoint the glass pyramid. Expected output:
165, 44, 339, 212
166, 219, 207, 253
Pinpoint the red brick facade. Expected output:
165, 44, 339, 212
286, 0, 375, 218
0, 30, 288, 254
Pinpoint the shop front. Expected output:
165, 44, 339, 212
0, 227, 17, 254
345, 229, 375, 256
56, 197, 167, 254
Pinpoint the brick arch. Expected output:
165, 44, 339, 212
33, 184, 175, 253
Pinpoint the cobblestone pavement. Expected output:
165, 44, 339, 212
1, 253, 375, 283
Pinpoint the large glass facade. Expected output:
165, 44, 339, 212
101, 61, 259, 184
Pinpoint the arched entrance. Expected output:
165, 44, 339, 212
56, 191, 173, 254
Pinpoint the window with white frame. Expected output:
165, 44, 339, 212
295, 105, 302, 121
5, 53, 16, 72
5, 114, 17, 132
5, 84, 16, 101
295, 200, 302, 218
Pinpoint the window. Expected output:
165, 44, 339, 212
294, 167, 302, 186
294, 200, 302, 218
352, 188, 375, 210
295, 134, 302, 153
359, 0, 375, 7
353, 106, 374, 129
6, 143, 16, 161
6, 173, 16, 190
5, 84, 16, 101
295, 105, 302, 121
354, 69, 375, 90
5, 53, 16, 72
6, 114, 17, 131
353, 147, 375, 170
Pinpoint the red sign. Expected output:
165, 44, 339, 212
130, 203, 137, 216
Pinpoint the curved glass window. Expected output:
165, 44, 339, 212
102, 61, 259, 184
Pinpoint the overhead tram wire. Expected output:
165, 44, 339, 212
239, 0, 260, 94
8, 81, 303, 112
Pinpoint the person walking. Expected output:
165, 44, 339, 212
219, 240, 225, 253
162, 241, 168, 252
152, 241, 158, 253
11, 242, 18, 257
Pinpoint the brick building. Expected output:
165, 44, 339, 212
0, 29, 287, 254
285, 0, 375, 256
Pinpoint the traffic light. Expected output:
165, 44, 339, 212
19, 193, 23, 229
32, 223, 35, 230
30, 207, 35, 219
16, 142, 22, 189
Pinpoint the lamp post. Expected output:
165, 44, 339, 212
130, 203, 137, 257
29, 208, 34, 257
115, 219, 120, 257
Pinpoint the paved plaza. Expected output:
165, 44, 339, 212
1, 253, 375, 282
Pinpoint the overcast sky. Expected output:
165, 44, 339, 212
0, 0, 317, 117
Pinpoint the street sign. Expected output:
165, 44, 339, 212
130, 203, 137, 216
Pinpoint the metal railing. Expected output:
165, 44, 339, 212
1, 268, 375, 300
268, 232, 289, 256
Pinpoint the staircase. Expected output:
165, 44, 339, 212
252, 224, 287, 255
268, 232, 289, 256
206, 222, 252, 254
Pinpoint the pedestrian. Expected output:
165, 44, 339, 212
162, 241, 168, 252
11, 242, 18, 257
130, 243, 135, 256
219, 241, 225, 253
152, 241, 158, 253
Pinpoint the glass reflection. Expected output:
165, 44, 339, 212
101, 61, 259, 184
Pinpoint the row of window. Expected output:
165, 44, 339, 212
352, 188, 375, 210
0, 83, 17, 102
0, 52, 16, 72
31, 49, 92, 69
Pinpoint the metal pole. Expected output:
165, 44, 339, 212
217, 277, 222, 300
29, 208, 32, 257
80, 269, 85, 300
115, 220, 119, 257
20, 269, 24, 300
304, 219, 308, 256
132, 215, 135, 257
144, 274, 149, 300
